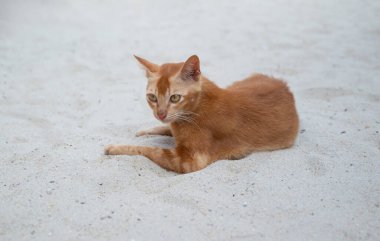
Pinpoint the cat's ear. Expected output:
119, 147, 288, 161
180, 55, 201, 81
134, 55, 159, 77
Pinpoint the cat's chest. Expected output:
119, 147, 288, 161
170, 122, 203, 143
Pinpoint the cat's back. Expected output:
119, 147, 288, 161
224, 73, 299, 150
227, 73, 296, 110
227, 74, 288, 95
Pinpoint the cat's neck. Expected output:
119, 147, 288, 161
171, 76, 222, 128
200, 76, 222, 94
196, 76, 222, 111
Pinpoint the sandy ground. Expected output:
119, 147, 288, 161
1, 0, 379, 240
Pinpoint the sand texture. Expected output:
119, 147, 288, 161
1, 0, 379, 240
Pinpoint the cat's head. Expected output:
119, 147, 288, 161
134, 55, 202, 123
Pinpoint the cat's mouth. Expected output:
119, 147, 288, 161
154, 114, 173, 124
159, 118, 172, 123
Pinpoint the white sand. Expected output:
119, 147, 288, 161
1, 0, 379, 240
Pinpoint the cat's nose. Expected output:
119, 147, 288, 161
157, 112, 167, 120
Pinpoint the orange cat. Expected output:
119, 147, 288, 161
105, 55, 299, 173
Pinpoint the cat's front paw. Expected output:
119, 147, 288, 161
104, 145, 119, 155
104, 145, 138, 156
135, 130, 147, 137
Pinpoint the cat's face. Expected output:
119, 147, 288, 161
135, 55, 202, 123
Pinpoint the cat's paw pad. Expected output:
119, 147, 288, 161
104, 145, 118, 155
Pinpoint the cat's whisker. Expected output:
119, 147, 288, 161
174, 112, 202, 132
180, 111, 200, 116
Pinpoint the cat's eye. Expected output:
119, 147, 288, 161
170, 94, 181, 103
147, 94, 157, 102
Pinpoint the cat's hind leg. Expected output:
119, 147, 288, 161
135, 125, 172, 137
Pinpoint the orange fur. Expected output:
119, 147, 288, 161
105, 55, 299, 173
